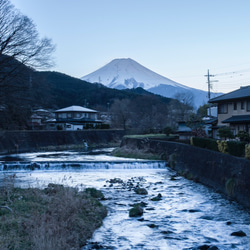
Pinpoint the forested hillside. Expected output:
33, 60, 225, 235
0, 63, 188, 130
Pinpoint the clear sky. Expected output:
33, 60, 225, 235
10, 0, 250, 93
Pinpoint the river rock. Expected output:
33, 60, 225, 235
147, 223, 158, 228
134, 187, 148, 195
230, 230, 247, 237
129, 204, 144, 217
184, 245, 219, 250
151, 193, 162, 201
108, 178, 123, 184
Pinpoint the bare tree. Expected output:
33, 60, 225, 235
0, 0, 55, 129
110, 99, 132, 130
0, 0, 55, 84
174, 91, 194, 121
110, 96, 172, 133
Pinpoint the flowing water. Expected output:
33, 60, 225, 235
1, 148, 250, 250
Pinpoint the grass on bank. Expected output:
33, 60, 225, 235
0, 179, 107, 250
124, 134, 170, 139
112, 134, 172, 160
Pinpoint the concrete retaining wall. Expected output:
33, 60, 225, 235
121, 137, 250, 208
0, 130, 125, 154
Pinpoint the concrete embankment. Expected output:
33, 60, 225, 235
0, 129, 125, 154
120, 137, 250, 209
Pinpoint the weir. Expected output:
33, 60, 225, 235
0, 160, 166, 171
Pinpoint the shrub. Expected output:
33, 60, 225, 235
237, 131, 250, 142
163, 126, 174, 136
85, 187, 104, 199
190, 137, 194, 146
218, 127, 234, 140
245, 144, 250, 160
227, 141, 247, 157
217, 140, 228, 154
191, 137, 219, 151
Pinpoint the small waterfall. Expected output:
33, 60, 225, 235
0, 160, 167, 171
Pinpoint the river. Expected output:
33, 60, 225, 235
0, 148, 250, 250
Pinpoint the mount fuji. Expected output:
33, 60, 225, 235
81, 58, 220, 109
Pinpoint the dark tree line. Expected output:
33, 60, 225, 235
110, 95, 183, 133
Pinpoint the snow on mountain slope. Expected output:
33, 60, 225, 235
81, 58, 189, 90
81, 58, 221, 109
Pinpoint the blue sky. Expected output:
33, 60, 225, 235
10, 0, 250, 93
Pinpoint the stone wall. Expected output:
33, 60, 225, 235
121, 137, 250, 208
0, 129, 125, 154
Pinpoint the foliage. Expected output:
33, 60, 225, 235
236, 131, 250, 142
85, 187, 104, 199
0, 182, 107, 249
217, 140, 228, 154
110, 95, 178, 133
191, 128, 207, 138
245, 144, 250, 160
185, 113, 203, 130
218, 127, 234, 140
227, 141, 247, 157
163, 126, 174, 136
190, 137, 194, 146
191, 137, 219, 151
197, 104, 209, 117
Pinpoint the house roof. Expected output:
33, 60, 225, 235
203, 117, 218, 125
209, 86, 250, 103
55, 105, 97, 113
222, 115, 250, 124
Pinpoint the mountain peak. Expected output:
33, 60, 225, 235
81, 58, 186, 90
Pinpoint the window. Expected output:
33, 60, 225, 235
247, 101, 250, 111
218, 103, 228, 114
241, 101, 245, 110
234, 102, 237, 110
58, 113, 66, 118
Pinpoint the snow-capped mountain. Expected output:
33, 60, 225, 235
81, 58, 220, 109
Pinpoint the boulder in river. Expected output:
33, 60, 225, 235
134, 187, 148, 195
151, 193, 162, 201
129, 204, 144, 217
230, 230, 247, 237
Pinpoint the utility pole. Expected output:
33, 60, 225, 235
204, 70, 217, 117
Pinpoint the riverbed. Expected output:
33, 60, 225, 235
1, 148, 250, 250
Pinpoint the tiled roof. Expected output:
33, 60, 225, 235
209, 86, 250, 103
55, 105, 97, 113
222, 115, 250, 124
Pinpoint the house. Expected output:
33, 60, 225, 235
177, 121, 192, 140
209, 86, 250, 137
29, 114, 44, 130
48, 105, 102, 130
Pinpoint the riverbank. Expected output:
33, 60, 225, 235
0, 180, 107, 249
0, 129, 125, 154
116, 136, 250, 209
